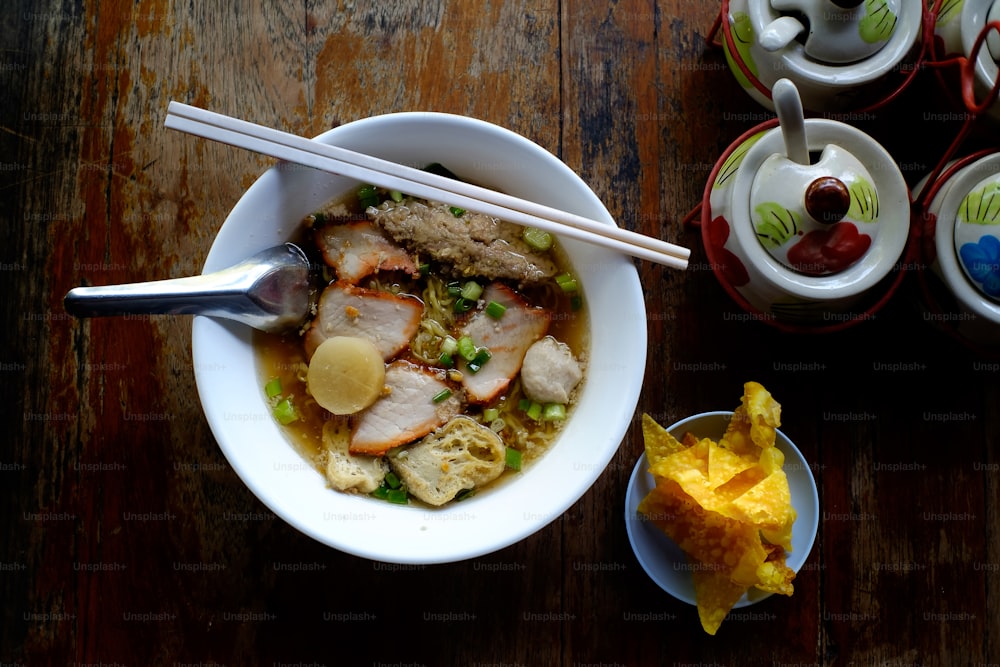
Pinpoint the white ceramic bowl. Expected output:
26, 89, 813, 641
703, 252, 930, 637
191, 112, 647, 564
624, 411, 819, 607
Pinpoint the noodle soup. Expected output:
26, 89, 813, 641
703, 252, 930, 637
255, 176, 589, 507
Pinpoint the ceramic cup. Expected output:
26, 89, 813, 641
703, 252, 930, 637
701, 80, 912, 331
720, 0, 926, 111
914, 151, 1000, 350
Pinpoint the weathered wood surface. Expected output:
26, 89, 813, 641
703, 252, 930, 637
3, 1, 999, 664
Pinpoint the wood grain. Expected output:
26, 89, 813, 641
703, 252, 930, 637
3, 1, 1000, 665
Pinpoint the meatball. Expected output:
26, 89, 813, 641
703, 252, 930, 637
520, 336, 583, 404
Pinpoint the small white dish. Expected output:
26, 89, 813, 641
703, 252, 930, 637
624, 411, 819, 607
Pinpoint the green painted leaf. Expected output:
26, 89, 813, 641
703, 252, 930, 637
723, 12, 758, 90
847, 177, 879, 223
859, 0, 898, 44
713, 131, 765, 190
936, 0, 962, 27
754, 202, 801, 248
959, 181, 1000, 225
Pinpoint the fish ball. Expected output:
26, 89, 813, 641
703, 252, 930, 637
307, 336, 385, 415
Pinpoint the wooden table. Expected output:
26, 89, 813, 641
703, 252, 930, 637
4, 2, 999, 664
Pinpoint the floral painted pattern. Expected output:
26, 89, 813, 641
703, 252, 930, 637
959, 235, 1000, 298
860, 0, 898, 44
723, 11, 758, 91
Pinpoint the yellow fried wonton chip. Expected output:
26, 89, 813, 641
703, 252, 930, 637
691, 567, 748, 635
641, 413, 687, 466
637, 382, 797, 635
639, 479, 769, 635
755, 544, 796, 596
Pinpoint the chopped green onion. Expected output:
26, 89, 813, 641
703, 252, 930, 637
439, 352, 454, 367
357, 184, 380, 208
389, 190, 404, 202
542, 403, 567, 421
484, 300, 507, 319
454, 488, 476, 502
505, 448, 523, 471
449, 206, 466, 218
483, 407, 500, 423
386, 488, 409, 504
264, 377, 282, 400
459, 280, 483, 301
555, 272, 579, 293
447, 281, 463, 297
457, 336, 477, 362
432, 388, 453, 403
467, 347, 492, 373
523, 400, 543, 421
372, 475, 409, 504
273, 397, 298, 425
418, 263, 431, 276
518, 398, 532, 412
440, 336, 458, 356
453, 297, 474, 313
522, 227, 553, 251
571, 295, 584, 311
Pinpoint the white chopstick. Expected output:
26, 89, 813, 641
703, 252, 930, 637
164, 102, 690, 270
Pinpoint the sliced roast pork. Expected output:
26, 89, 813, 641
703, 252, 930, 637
349, 360, 462, 456
304, 281, 423, 360
314, 220, 419, 284
458, 283, 549, 403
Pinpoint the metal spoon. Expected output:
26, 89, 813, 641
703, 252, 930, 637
63, 243, 313, 333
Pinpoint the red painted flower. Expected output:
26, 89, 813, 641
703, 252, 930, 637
707, 216, 750, 287
786, 221, 871, 276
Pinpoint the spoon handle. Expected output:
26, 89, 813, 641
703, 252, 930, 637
759, 16, 805, 52
772, 78, 810, 166
64, 269, 263, 318
63, 244, 310, 332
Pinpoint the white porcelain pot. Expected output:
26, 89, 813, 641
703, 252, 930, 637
916, 151, 1000, 347
722, 0, 925, 111
931, 0, 1000, 121
702, 82, 912, 329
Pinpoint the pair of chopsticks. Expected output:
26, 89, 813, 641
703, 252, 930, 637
164, 102, 690, 270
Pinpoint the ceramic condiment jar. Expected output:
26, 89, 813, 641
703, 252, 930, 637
721, 0, 925, 111
915, 151, 1000, 349
702, 79, 912, 330
930, 0, 1000, 121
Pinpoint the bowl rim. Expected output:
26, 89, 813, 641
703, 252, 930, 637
624, 410, 820, 608
191, 111, 647, 563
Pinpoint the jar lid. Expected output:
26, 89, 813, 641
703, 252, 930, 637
765, 0, 902, 64
953, 173, 1000, 303
748, 143, 881, 275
